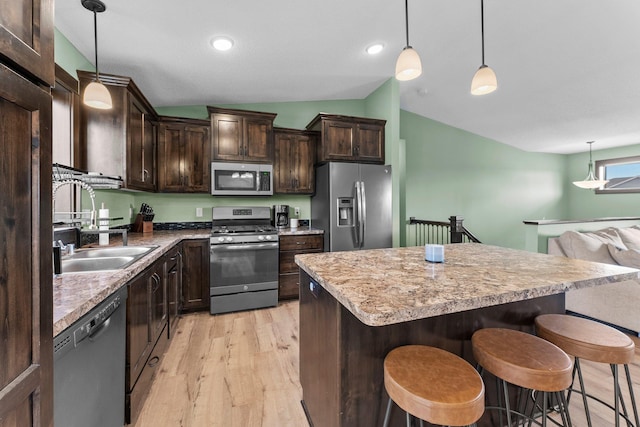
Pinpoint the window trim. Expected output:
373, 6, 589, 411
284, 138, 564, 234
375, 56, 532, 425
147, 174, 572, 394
595, 154, 640, 194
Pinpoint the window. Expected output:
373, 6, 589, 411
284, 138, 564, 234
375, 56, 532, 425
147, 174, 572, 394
595, 155, 640, 194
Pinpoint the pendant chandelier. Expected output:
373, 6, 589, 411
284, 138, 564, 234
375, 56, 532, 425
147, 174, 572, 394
82, 0, 113, 110
471, 0, 497, 95
573, 141, 609, 189
395, 0, 422, 81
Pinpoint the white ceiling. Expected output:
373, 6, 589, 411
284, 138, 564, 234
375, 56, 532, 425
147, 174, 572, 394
55, 0, 640, 154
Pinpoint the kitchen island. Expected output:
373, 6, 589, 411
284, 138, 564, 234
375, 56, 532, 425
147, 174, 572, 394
295, 243, 639, 427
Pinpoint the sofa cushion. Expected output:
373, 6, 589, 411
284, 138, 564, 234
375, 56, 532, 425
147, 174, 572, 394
590, 227, 628, 249
608, 244, 640, 268
616, 226, 640, 251
557, 230, 617, 265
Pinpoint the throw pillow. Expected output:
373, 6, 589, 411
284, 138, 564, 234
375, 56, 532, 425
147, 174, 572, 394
608, 244, 640, 268
558, 230, 617, 265
616, 227, 640, 251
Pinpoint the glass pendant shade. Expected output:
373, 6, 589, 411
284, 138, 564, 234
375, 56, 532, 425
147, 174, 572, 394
395, 47, 422, 81
82, 0, 112, 110
573, 141, 609, 189
83, 80, 113, 109
471, 65, 497, 95
573, 164, 609, 189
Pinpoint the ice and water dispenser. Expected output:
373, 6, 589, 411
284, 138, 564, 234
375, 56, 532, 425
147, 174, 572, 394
337, 197, 354, 227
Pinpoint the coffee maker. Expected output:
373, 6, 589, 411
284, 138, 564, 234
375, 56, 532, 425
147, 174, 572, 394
273, 205, 289, 229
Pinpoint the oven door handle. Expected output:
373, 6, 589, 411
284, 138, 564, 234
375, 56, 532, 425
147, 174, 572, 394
210, 242, 279, 252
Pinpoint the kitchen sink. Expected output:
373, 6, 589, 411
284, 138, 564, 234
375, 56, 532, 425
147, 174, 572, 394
69, 246, 157, 259
60, 245, 158, 273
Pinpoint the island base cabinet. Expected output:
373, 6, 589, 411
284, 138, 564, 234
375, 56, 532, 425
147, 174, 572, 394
298, 270, 565, 427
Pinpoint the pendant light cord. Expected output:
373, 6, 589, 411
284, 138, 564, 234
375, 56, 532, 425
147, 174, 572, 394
480, 0, 485, 65
93, 9, 100, 82
404, 0, 410, 47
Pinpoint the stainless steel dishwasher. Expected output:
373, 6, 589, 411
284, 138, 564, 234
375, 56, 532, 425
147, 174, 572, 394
54, 286, 127, 427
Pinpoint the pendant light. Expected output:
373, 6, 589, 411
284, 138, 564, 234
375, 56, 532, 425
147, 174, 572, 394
470, 0, 497, 95
395, 0, 422, 81
82, 0, 112, 110
573, 141, 609, 189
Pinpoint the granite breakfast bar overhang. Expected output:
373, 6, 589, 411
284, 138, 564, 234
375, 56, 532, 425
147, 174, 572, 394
295, 243, 640, 427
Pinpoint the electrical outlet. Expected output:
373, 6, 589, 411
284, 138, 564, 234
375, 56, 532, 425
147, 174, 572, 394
294, 207, 300, 217
196, 207, 203, 217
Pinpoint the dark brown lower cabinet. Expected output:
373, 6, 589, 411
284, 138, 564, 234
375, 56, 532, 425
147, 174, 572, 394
126, 257, 167, 425
181, 239, 210, 312
126, 238, 208, 423
278, 234, 324, 300
165, 244, 183, 338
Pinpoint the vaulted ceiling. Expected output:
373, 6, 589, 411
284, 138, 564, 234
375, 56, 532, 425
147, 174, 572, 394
55, 0, 640, 154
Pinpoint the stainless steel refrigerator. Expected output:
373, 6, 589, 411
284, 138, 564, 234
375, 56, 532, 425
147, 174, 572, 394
312, 162, 392, 252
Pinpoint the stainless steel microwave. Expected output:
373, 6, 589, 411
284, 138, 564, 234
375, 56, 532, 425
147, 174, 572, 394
211, 162, 273, 196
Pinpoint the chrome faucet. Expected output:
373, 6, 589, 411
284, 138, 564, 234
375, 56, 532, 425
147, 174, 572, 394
52, 178, 98, 229
56, 240, 75, 256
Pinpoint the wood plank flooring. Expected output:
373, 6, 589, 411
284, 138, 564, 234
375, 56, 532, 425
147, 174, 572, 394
135, 302, 640, 427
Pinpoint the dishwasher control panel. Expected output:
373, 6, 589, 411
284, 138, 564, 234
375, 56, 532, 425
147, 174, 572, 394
53, 287, 126, 361
73, 294, 122, 345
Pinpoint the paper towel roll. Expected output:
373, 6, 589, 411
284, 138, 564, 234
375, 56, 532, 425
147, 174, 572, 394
99, 204, 109, 246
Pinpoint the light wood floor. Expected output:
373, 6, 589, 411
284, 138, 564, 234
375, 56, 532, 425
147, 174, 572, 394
135, 302, 640, 427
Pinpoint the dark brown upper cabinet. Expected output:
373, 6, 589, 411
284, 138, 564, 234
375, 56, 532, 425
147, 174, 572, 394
274, 128, 317, 194
306, 114, 386, 164
208, 106, 276, 163
0, 0, 55, 86
78, 71, 158, 191
157, 116, 211, 193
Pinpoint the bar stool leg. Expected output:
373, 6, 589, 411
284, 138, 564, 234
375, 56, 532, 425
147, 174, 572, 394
624, 364, 640, 427
556, 391, 573, 427
383, 397, 392, 427
574, 358, 593, 427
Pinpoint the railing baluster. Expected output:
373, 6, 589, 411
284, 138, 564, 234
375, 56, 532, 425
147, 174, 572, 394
407, 216, 481, 245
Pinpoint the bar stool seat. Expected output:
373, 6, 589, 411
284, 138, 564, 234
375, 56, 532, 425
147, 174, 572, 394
472, 328, 573, 426
383, 345, 485, 426
535, 313, 639, 427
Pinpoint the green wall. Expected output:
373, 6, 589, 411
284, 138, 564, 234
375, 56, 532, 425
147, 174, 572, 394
400, 110, 567, 250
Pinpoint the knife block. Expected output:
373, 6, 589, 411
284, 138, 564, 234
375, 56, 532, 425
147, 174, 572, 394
133, 214, 153, 233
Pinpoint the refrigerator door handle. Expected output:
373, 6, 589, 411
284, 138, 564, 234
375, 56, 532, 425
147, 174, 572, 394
360, 181, 366, 248
355, 181, 362, 248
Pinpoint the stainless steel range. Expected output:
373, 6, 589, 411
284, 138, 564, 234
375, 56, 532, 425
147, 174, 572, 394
210, 206, 279, 314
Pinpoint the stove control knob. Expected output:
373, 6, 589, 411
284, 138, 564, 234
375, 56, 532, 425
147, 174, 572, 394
265, 235, 272, 241
217, 237, 225, 243
225, 237, 233, 242
258, 235, 265, 241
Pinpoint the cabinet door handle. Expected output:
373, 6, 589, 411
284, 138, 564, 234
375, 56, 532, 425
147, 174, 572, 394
143, 169, 149, 182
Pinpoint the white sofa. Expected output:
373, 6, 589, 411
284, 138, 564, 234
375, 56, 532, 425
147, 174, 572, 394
548, 226, 640, 335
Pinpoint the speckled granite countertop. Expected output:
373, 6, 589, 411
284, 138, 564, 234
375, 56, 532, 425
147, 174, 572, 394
295, 243, 640, 327
53, 230, 210, 337
278, 226, 324, 236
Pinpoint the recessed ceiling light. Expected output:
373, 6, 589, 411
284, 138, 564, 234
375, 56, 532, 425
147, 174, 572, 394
211, 36, 234, 51
366, 43, 384, 55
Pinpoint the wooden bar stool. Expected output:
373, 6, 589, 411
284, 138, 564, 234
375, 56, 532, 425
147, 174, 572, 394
472, 328, 574, 427
535, 313, 639, 427
383, 345, 485, 427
